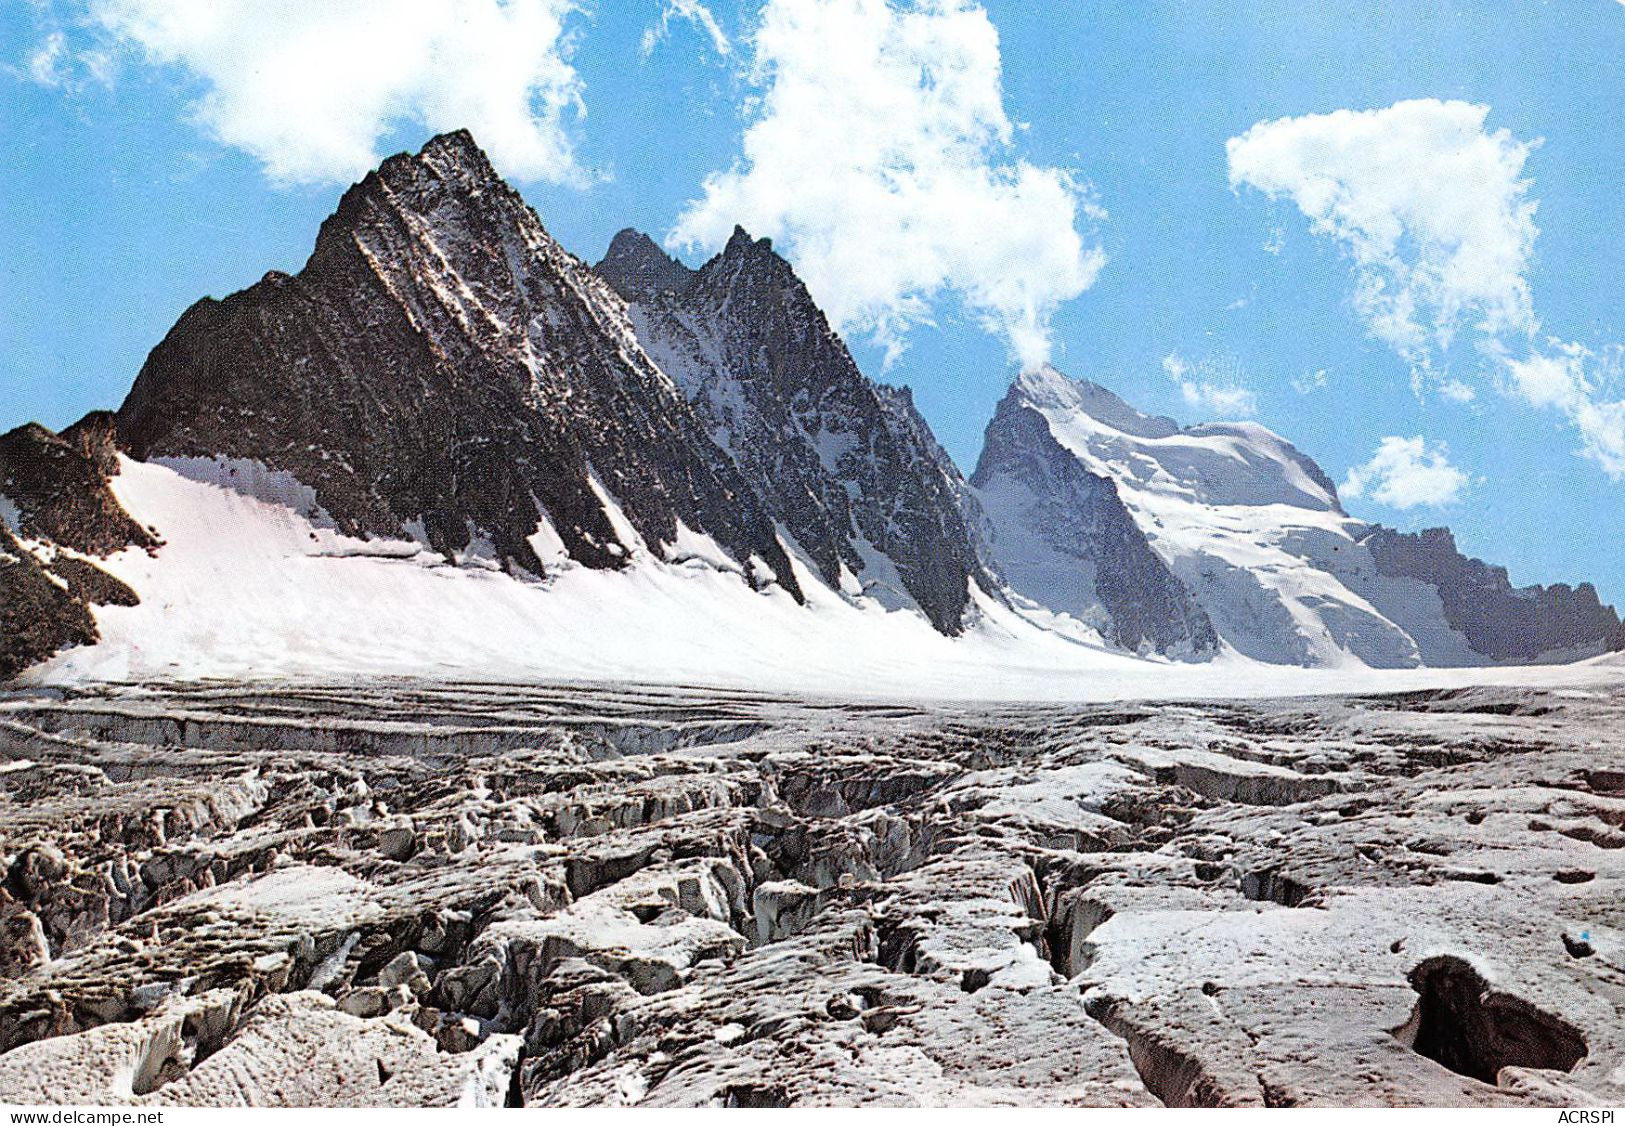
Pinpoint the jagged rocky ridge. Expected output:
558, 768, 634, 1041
597, 228, 994, 634
1361, 527, 1625, 663
1, 128, 1621, 680
1, 681, 1621, 1106
116, 130, 801, 598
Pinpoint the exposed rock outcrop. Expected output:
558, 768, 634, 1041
0, 416, 148, 677
1361, 526, 1624, 662
0, 526, 100, 681
597, 227, 992, 634
0, 416, 154, 557
115, 132, 800, 598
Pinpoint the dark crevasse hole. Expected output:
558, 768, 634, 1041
1048, 893, 1114, 977
721, 1083, 789, 1107
1238, 867, 1314, 908
1395, 955, 1587, 1085
505, 1053, 526, 1107
875, 920, 921, 974
1583, 770, 1625, 794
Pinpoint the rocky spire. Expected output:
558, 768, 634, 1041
599, 226, 994, 635
116, 131, 802, 600
597, 229, 697, 302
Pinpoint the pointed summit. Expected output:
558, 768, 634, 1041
115, 133, 802, 600
721, 224, 774, 258
598, 221, 994, 634
416, 127, 488, 166
708, 225, 798, 290
596, 229, 696, 302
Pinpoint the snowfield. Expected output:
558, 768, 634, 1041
26, 456, 1623, 702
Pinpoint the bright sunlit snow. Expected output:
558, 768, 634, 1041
28, 457, 1617, 702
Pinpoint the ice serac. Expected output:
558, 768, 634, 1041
970, 382, 1216, 657
597, 227, 992, 634
115, 131, 801, 599
1360, 526, 1624, 663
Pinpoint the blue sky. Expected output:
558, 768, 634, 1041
4, 1, 1624, 600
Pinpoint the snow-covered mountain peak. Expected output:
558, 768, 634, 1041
983, 363, 1623, 667
994, 365, 1409, 664
1009, 365, 1341, 513
1014, 365, 1181, 440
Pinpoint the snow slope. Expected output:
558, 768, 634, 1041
24, 457, 1619, 702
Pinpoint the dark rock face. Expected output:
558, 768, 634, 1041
44, 556, 139, 610
597, 227, 991, 633
1361, 526, 1623, 662
0, 526, 100, 681
969, 387, 1217, 658
0, 417, 156, 557
0, 416, 148, 678
116, 132, 800, 598
596, 229, 695, 299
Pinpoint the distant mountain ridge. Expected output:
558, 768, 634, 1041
992, 365, 1623, 667
1361, 526, 1624, 662
2, 130, 1618, 682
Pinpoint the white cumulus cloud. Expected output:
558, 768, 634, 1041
642, 0, 732, 59
1163, 352, 1257, 417
1228, 98, 1625, 479
1227, 99, 1538, 367
87, 0, 590, 186
670, 0, 1104, 369
1341, 435, 1469, 509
